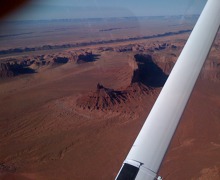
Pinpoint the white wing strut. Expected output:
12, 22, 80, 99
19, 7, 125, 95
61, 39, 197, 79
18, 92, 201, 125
115, 0, 220, 179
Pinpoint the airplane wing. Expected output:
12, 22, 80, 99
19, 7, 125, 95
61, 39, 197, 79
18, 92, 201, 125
115, 0, 220, 179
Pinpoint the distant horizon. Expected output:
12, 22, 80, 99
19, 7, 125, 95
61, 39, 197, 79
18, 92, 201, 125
1, 14, 201, 23
3, 0, 206, 21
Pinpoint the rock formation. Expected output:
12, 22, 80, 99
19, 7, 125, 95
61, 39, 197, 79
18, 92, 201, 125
53, 57, 69, 64
0, 63, 14, 78
0, 61, 35, 78
132, 54, 168, 87
77, 52, 99, 64
76, 54, 167, 111
76, 83, 128, 111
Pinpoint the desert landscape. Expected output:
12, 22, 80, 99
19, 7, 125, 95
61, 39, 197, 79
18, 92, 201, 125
0, 16, 220, 180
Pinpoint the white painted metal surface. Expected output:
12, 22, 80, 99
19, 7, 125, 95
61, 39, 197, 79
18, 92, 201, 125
116, 0, 220, 179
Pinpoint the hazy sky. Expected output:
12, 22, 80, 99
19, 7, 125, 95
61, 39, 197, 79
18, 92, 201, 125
7, 0, 207, 20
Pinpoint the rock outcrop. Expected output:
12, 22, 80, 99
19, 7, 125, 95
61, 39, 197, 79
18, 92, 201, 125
53, 57, 69, 64
200, 59, 220, 82
0, 63, 14, 78
132, 54, 168, 87
0, 61, 35, 78
77, 52, 99, 64
76, 83, 128, 111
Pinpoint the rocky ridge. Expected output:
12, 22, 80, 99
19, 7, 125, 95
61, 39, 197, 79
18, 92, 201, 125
0, 51, 99, 78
